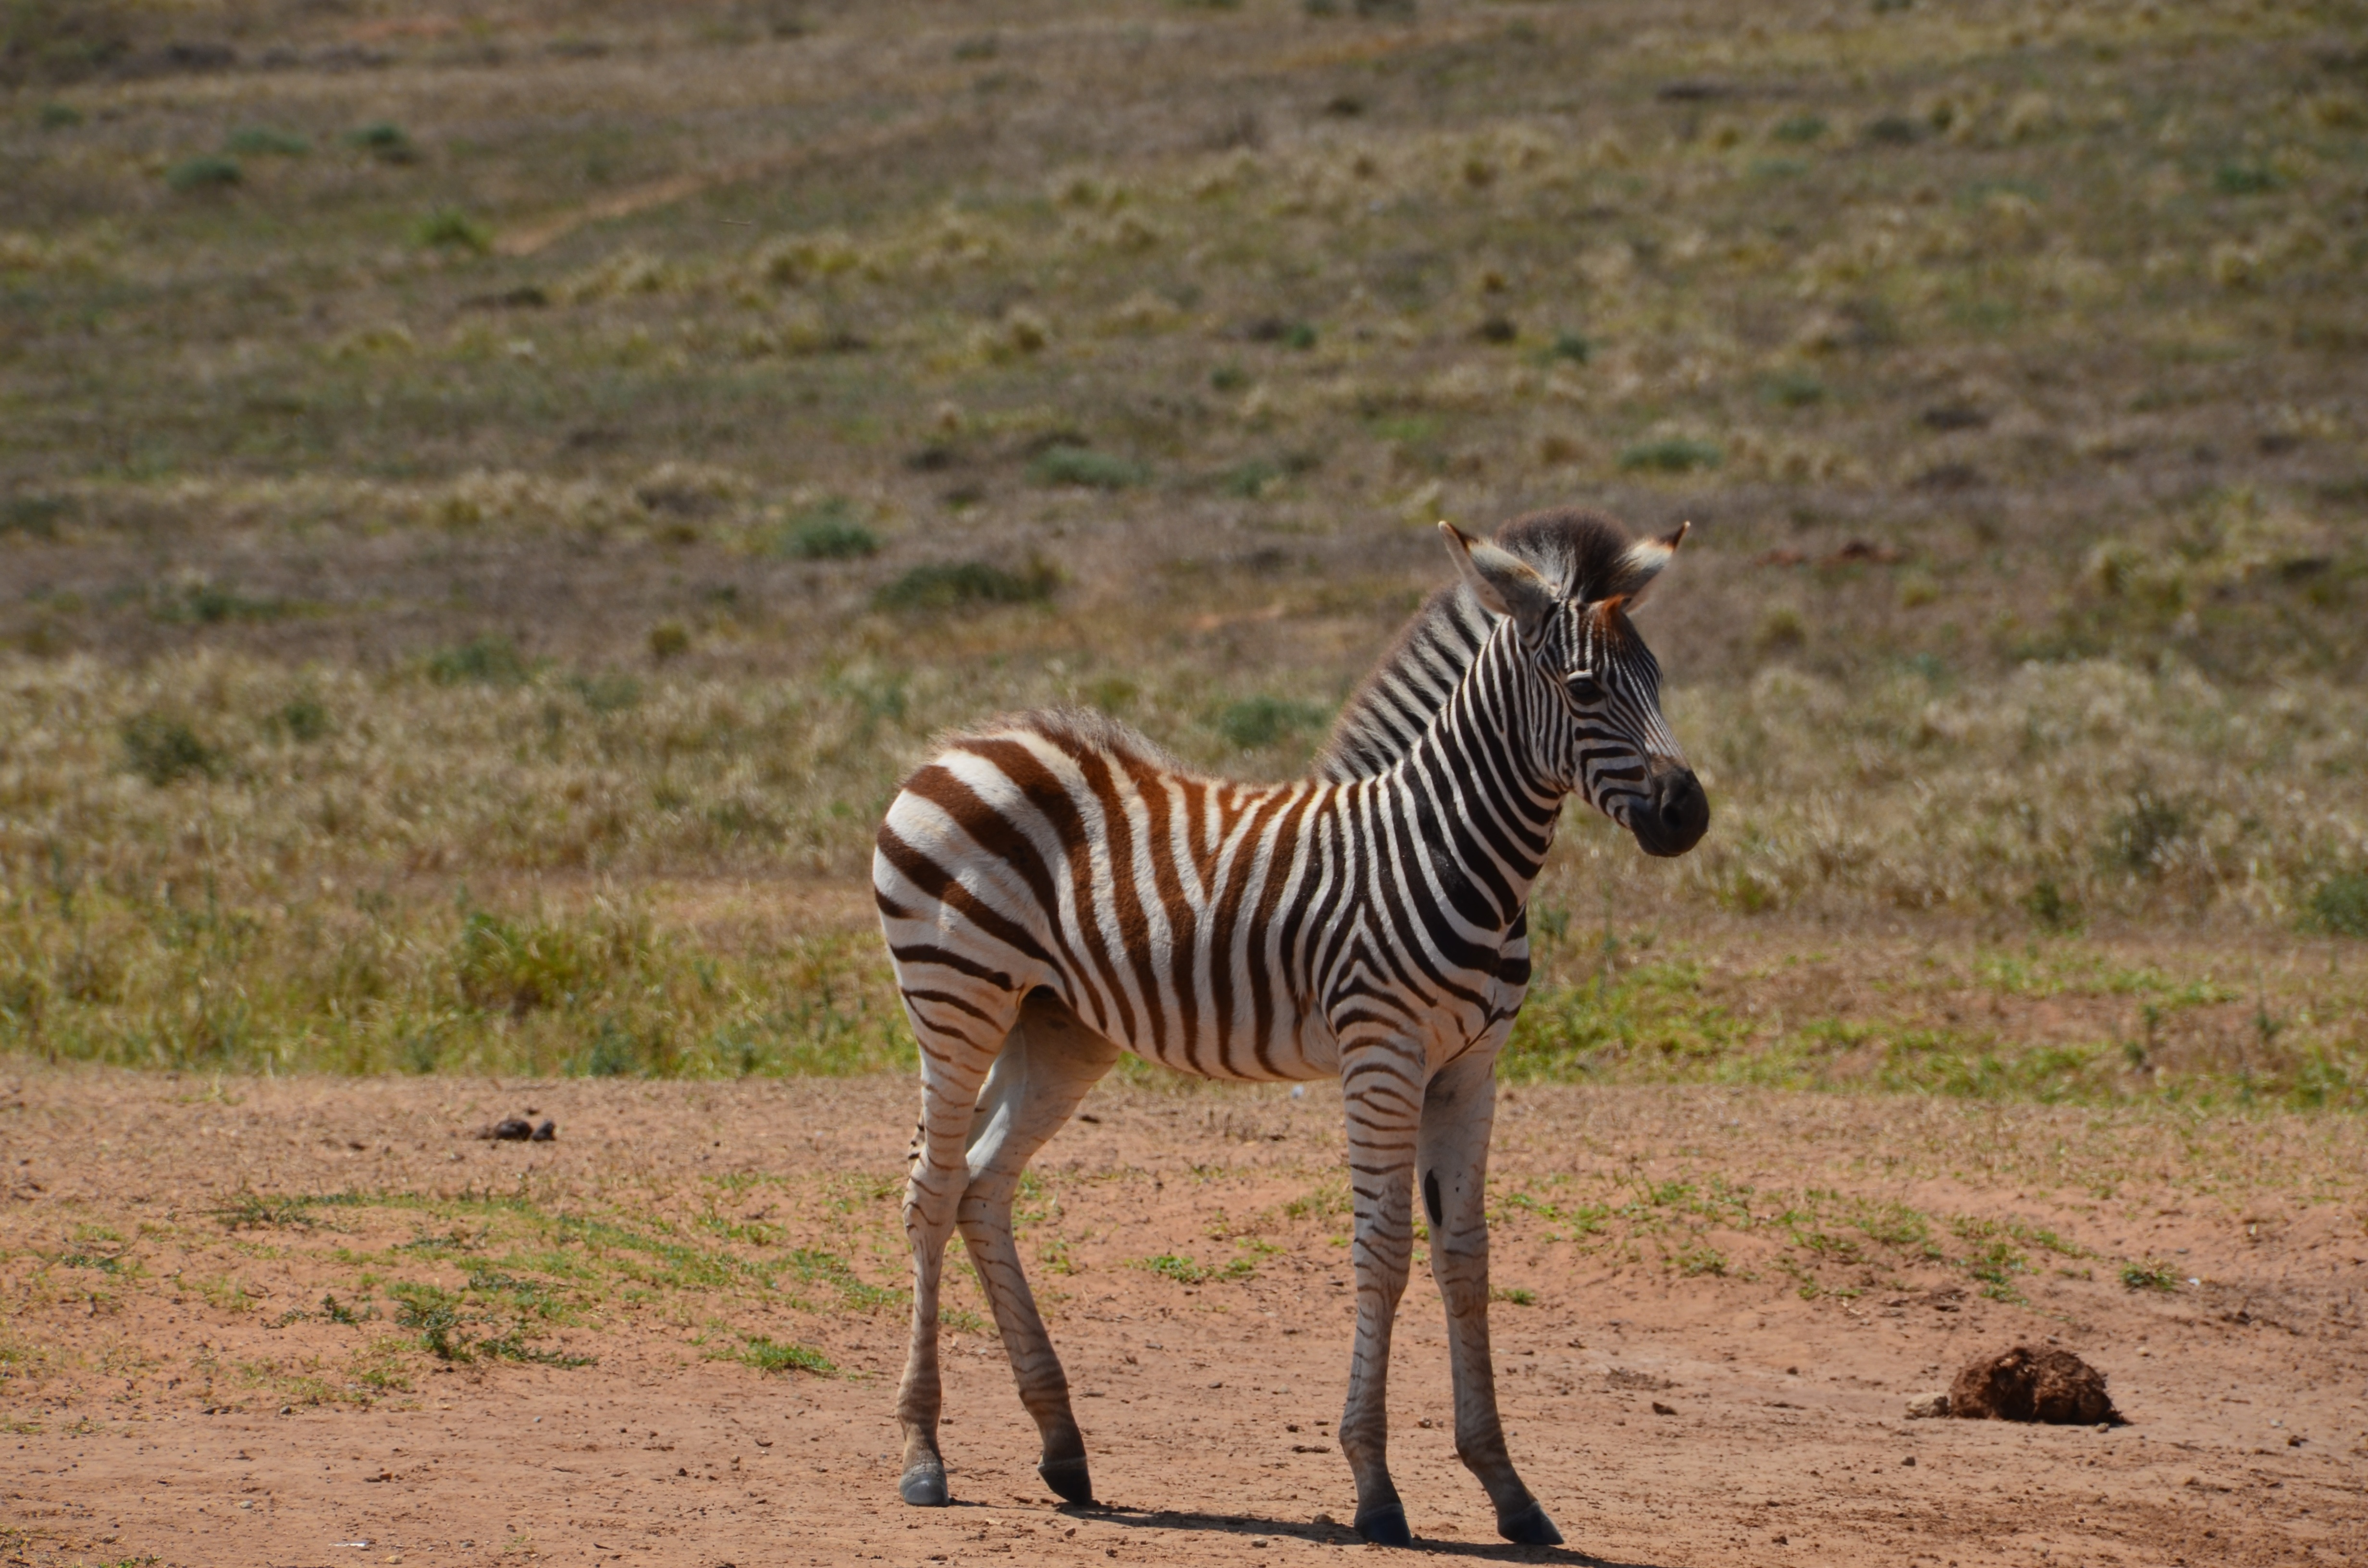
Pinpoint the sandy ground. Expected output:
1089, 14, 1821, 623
3, 1066, 2365, 1568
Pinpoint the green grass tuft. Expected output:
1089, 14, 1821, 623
224, 126, 311, 157
426, 634, 531, 686
1214, 694, 1329, 750
2307, 872, 2368, 938
120, 712, 220, 786
165, 155, 241, 192
1617, 438, 1723, 474
730, 1335, 835, 1375
770, 499, 879, 560
1028, 445, 1146, 490
873, 560, 1058, 612
417, 209, 492, 253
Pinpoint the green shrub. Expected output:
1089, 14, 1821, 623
1618, 438, 1723, 474
873, 560, 1058, 612
417, 208, 491, 252
2213, 164, 2275, 196
570, 672, 642, 713
771, 499, 879, 560
152, 582, 286, 624
580, 1017, 644, 1077
1215, 694, 1329, 750
120, 713, 219, 785
1762, 370, 1826, 408
734, 1336, 835, 1375
454, 911, 649, 1023
2022, 880, 2082, 933
225, 125, 310, 157
0, 494, 67, 538
1549, 332, 1592, 363
0, 1, 135, 88
1773, 114, 1829, 143
165, 155, 241, 192
2308, 872, 2368, 938
427, 634, 530, 686
2101, 792, 2184, 876
273, 696, 333, 742
2119, 1260, 2180, 1292
348, 122, 419, 163
1029, 444, 1146, 490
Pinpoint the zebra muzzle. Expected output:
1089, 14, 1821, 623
1630, 768, 1709, 858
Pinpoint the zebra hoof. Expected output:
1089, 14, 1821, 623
899, 1460, 950, 1507
1497, 1500, 1564, 1546
1037, 1454, 1094, 1505
1353, 1502, 1412, 1547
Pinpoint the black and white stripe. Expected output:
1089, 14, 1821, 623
871, 515, 1706, 1546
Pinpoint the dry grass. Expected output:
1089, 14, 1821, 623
2, 1, 2364, 1101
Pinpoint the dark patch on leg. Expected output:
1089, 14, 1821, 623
1422, 1169, 1442, 1227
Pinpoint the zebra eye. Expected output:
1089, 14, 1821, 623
1565, 670, 1603, 701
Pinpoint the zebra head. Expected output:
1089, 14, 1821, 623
1439, 519, 1709, 858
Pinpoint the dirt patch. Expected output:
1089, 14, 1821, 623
1949, 1345, 2124, 1425
2, 1066, 2364, 1568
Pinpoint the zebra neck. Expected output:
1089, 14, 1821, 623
1371, 623, 1564, 924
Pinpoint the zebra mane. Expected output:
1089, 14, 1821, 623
1314, 506, 1652, 784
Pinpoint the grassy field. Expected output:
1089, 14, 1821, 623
2, 0, 2365, 1102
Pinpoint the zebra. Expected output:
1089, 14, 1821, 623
870, 509, 1707, 1546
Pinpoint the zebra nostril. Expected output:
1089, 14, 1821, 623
1634, 769, 1708, 856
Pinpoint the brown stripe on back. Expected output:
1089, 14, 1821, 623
1049, 734, 1168, 1061
1204, 782, 1292, 1078
964, 735, 1139, 1046
1118, 751, 1200, 1074
1247, 786, 1322, 1075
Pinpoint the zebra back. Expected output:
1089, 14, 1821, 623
1314, 507, 1659, 783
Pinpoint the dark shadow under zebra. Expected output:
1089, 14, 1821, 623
871, 507, 1707, 1547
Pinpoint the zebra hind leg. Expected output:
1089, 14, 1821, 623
894, 988, 1018, 1508
956, 990, 1121, 1505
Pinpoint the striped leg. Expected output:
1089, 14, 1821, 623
1419, 1050, 1561, 1546
1335, 1039, 1428, 1546
956, 991, 1120, 1505
895, 984, 1020, 1507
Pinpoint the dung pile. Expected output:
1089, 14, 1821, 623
1948, 1345, 2122, 1425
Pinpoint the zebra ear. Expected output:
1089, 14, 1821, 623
1616, 520, 1690, 606
1439, 521, 1560, 640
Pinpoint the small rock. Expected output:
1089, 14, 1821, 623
476, 1118, 533, 1141
1906, 1391, 1951, 1420
531, 1119, 556, 1141
1900, 1455, 1916, 1467
1651, 1401, 1677, 1417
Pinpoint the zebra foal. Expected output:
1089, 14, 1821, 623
871, 513, 1708, 1545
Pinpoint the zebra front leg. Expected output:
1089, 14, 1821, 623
1336, 1041, 1427, 1546
1419, 1050, 1562, 1546
895, 996, 1014, 1507
956, 992, 1120, 1505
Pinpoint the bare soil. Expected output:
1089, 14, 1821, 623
4, 1066, 2365, 1568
